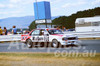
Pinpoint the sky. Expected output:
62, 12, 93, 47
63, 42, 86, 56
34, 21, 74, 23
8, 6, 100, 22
0, 0, 100, 19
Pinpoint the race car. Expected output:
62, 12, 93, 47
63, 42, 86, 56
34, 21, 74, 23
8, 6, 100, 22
21, 28, 79, 48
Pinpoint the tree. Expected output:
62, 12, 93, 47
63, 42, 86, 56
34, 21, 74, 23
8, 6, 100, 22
52, 7, 100, 29
29, 7, 100, 29
29, 21, 36, 30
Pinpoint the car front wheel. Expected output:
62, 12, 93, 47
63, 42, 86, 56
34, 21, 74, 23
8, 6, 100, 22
52, 40, 60, 48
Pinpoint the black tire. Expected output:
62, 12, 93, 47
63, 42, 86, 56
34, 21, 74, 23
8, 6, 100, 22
26, 39, 33, 48
52, 39, 60, 48
40, 42, 44, 47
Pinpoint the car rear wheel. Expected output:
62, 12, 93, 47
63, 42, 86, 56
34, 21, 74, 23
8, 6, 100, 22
26, 39, 33, 48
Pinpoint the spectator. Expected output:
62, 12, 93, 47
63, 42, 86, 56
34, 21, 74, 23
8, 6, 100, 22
66, 28, 69, 31
4, 27, 8, 35
57, 26, 62, 31
40, 30, 44, 35
62, 26, 66, 32
0, 26, 3, 35
12, 26, 17, 34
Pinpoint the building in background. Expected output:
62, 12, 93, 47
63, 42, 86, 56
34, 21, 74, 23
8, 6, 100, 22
75, 16, 100, 32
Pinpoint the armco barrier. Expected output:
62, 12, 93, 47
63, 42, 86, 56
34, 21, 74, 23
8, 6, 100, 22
0, 35, 21, 41
63, 31, 100, 38
0, 31, 100, 42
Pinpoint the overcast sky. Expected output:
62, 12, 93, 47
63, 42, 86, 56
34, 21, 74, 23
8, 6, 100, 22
0, 0, 100, 19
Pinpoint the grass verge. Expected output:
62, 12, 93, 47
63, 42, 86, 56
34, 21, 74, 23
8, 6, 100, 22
0, 53, 100, 66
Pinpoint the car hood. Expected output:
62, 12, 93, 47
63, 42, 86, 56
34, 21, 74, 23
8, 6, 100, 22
51, 34, 76, 38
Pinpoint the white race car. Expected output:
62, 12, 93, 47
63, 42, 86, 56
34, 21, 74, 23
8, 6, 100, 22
21, 28, 79, 48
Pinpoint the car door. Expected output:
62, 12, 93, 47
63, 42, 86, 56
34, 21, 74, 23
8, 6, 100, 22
38, 29, 49, 42
31, 29, 46, 42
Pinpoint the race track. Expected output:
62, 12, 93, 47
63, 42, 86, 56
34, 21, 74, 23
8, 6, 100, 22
0, 40, 100, 53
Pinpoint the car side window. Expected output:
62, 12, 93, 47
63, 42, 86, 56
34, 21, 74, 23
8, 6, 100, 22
31, 30, 40, 36
48, 30, 54, 34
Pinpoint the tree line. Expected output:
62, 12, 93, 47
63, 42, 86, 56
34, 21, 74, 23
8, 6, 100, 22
29, 7, 100, 30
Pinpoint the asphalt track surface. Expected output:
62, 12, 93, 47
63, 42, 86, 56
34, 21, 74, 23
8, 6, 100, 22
0, 40, 100, 53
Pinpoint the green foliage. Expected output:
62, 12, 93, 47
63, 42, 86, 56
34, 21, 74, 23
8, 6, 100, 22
29, 21, 36, 30
29, 7, 100, 29
52, 7, 100, 29
52, 16, 67, 26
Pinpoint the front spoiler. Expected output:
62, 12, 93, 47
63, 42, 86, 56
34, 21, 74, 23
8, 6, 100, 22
60, 40, 79, 45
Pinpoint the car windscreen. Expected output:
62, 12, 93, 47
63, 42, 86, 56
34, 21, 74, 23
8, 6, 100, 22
48, 29, 63, 34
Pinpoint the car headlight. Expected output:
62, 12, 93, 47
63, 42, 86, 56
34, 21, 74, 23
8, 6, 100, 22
62, 37, 67, 40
